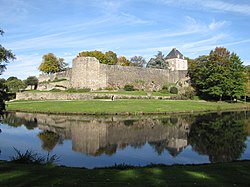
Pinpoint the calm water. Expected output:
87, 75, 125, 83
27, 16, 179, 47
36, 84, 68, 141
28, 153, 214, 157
0, 111, 249, 168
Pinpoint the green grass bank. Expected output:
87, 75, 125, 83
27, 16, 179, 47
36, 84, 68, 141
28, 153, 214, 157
0, 161, 250, 187
6, 99, 250, 115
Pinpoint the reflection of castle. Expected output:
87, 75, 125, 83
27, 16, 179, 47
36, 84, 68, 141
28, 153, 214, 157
13, 112, 191, 156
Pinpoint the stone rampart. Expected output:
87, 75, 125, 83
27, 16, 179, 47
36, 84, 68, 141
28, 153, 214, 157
38, 68, 72, 82
36, 57, 188, 91
16, 92, 174, 101
70, 57, 188, 90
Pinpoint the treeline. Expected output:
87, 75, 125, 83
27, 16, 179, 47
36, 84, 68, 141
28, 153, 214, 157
0, 76, 38, 94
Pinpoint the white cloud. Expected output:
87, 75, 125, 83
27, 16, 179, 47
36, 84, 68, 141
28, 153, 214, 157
158, 0, 250, 16
209, 20, 230, 30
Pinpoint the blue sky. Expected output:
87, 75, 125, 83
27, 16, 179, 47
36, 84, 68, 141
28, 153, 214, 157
0, 0, 250, 79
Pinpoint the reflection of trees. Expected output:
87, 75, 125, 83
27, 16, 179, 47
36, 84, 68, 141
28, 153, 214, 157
94, 144, 118, 156
38, 131, 60, 151
2, 113, 37, 129
188, 113, 247, 163
148, 140, 166, 155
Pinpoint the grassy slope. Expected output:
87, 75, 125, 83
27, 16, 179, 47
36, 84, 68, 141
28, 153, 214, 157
0, 161, 250, 187
7, 99, 250, 114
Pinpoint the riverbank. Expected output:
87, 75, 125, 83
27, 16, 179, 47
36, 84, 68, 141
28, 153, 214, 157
0, 160, 249, 187
6, 99, 250, 115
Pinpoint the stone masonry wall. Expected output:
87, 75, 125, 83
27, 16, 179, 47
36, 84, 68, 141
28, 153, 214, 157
37, 57, 188, 91
71, 57, 107, 90
71, 57, 188, 90
105, 65, 187, 90
38, 68, 72, 82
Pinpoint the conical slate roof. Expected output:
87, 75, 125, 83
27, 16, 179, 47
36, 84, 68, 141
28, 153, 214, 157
166, 48, 184, 59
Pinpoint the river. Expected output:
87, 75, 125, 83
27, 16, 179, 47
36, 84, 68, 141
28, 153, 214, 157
0, 111, 249, 168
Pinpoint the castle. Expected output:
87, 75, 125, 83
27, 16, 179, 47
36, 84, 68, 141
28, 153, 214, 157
38, 48, 188, 91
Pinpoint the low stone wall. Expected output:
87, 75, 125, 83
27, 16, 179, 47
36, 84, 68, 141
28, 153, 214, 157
16, 92, 173, 100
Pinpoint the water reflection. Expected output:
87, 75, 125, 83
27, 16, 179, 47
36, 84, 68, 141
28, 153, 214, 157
188, 113, 247, 162
1, 111, 250, 166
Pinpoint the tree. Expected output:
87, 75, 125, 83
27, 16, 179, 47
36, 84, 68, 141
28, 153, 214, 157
117, 56, 130, 66
0, 78, 7, 91
105, 51, 118, 65
0, 29, 16, 75
58, 58, 68, 72
188, 47, 246, 101
0, 28, 15, 111
146, 51, 168, 69
130, 56, 146, 67
78, 50, 110, 64
25, 76, 38, 90
38, 53, 68, 74
5, 78, 26, 93
7, 76, 18, 81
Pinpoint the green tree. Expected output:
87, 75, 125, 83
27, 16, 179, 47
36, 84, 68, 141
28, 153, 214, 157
25, 76, 38, 90
58, 58, 68, 72
7, 76, 18, 81
0, 29, 15, 75
130, 56, 146, 67
105, 51, 118, 65
0, 78, 7, 91
188, 47, 246, 100
38, 53, 67, 74
0, 28, 15, 111
5, 78, 26, 93
146, 51, 168, 69
117, 56, 130, 66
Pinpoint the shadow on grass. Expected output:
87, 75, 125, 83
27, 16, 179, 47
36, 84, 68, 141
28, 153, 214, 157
0, 161, 250, 187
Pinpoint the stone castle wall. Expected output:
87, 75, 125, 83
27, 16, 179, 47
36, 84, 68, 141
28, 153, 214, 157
71, 57, 188, 90
37, 57, 188, 91
38, 68, 72, 82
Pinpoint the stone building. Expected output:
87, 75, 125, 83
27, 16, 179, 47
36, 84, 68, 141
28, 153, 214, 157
38, 48, 188, 91
166, 48, 188, 71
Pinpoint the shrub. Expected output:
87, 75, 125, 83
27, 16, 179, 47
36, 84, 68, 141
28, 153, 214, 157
170, 86, 178, 94
52, 78, 67, 83
162, 85, 169, 90
124, 84, 134, 91
66, 87, 90, 93
10, 147, 59, 165
50, 88, 61, 92
181, 86, 195, 99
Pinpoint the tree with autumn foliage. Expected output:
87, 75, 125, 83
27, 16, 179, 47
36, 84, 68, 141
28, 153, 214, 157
188, 47, 246, 101
38, 53, 68, 74
117, 56, 130, 66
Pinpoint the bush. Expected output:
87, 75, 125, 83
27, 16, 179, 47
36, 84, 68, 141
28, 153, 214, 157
162, 85, 169, 90
50, 88, 61, 92
181, 86, 195, 99
124, 84, 134, 91
170, 86, 178, 94
66, 87, 91, 93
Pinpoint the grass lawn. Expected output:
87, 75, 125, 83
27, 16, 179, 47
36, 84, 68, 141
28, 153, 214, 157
6, 99, 250, 115
0, 161, 250, 187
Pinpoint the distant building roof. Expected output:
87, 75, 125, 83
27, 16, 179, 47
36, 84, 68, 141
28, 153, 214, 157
166, 48, 184, 59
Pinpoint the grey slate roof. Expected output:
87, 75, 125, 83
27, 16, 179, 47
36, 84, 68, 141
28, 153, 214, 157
166, 48, 184, 59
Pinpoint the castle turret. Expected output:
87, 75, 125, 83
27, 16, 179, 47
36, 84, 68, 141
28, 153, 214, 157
165, 48, 188, 71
